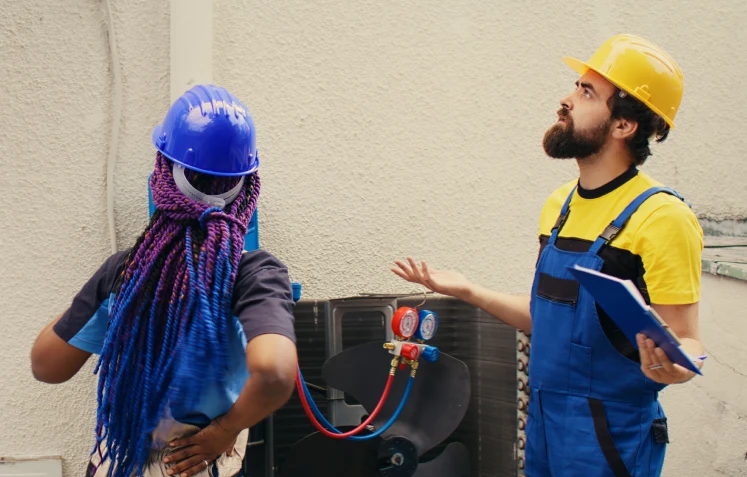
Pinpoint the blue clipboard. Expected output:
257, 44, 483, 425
567, 264, 703, 376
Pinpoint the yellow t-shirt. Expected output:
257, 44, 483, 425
538, 168, 703, 305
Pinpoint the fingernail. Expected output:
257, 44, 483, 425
167, 471, 173, 475
163, 459, 169, 463
170, 443, 175, 447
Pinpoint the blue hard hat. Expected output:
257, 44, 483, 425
152, 85, 259, 176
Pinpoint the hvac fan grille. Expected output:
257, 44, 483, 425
272, 295, 519, 477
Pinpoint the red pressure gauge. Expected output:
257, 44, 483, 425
391, 307, 419, 339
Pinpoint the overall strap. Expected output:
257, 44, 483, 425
588, 399, 633, 477
588, 186, 686, 255
548, 185, 578, 246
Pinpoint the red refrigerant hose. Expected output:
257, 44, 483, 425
295, 369, 396, 438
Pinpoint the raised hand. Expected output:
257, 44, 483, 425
637, 333, 700, 384
391, 257, 471, 299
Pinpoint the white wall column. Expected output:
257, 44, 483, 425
170, 0, 213, 101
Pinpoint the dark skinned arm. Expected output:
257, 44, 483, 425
164, 333, 298, 477
30, 309, 92, 383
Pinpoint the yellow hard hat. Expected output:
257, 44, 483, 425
563, 34, 684, 128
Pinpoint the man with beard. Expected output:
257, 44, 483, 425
392, 34, 704, 477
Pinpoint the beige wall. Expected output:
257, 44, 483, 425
660, 274, 747, 476
0, 1, 169, 476
1, 1, 745, 476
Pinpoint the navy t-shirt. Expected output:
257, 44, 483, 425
53, 249, 297, 425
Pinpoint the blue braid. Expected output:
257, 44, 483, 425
90, 163, 256, 477
105, 297, 152, 477
217, 231, 233, 346
170, 229, 200, 407
212, 228, 231, 355
147, 256, 186, 424
129, 270, 172, 475
172, 225, 231, 407
93, 232, 181, 477
152, 262, 191, 399
175, 229, 210, 408
94, 269, 144, 437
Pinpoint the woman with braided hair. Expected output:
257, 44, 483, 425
31, 85, 298, 477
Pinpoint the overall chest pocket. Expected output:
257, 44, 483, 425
536, 272, 580, 306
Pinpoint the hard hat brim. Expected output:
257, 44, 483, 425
151, 125, 260, 177
166, 154, 260, 177
562, 56, 676, 129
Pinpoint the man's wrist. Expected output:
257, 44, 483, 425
455, 282, 477, 302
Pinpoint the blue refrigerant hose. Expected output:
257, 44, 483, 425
297, 365, 415, 441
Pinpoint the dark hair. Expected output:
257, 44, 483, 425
607, 90, 670, 166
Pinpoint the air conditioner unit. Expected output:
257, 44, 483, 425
244, 294, 523, 477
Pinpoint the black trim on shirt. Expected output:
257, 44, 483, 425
577, 166, 639, 199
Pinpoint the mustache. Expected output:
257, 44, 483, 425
557, 108, 570, 120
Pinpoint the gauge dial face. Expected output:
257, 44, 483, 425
418, 313, 437, 340
398, 310, 418, 337
392, 308, 419, 338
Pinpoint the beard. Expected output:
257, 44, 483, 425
543, 109, 611, 159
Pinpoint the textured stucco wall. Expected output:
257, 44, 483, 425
213, 0, 747, 302
1, 1, 746, 476
660, 274, 747, 477
0, 1, 168, 476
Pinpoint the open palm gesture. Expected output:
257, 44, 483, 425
391, 257, 471, 299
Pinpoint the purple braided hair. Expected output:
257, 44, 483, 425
92, 152, 260, 477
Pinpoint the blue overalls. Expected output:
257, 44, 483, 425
526, 186, 682, 477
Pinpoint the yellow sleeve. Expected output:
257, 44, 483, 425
632, 202, 704, 305
539, 199, 553, 237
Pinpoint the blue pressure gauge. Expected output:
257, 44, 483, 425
414, 310, 439, 341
